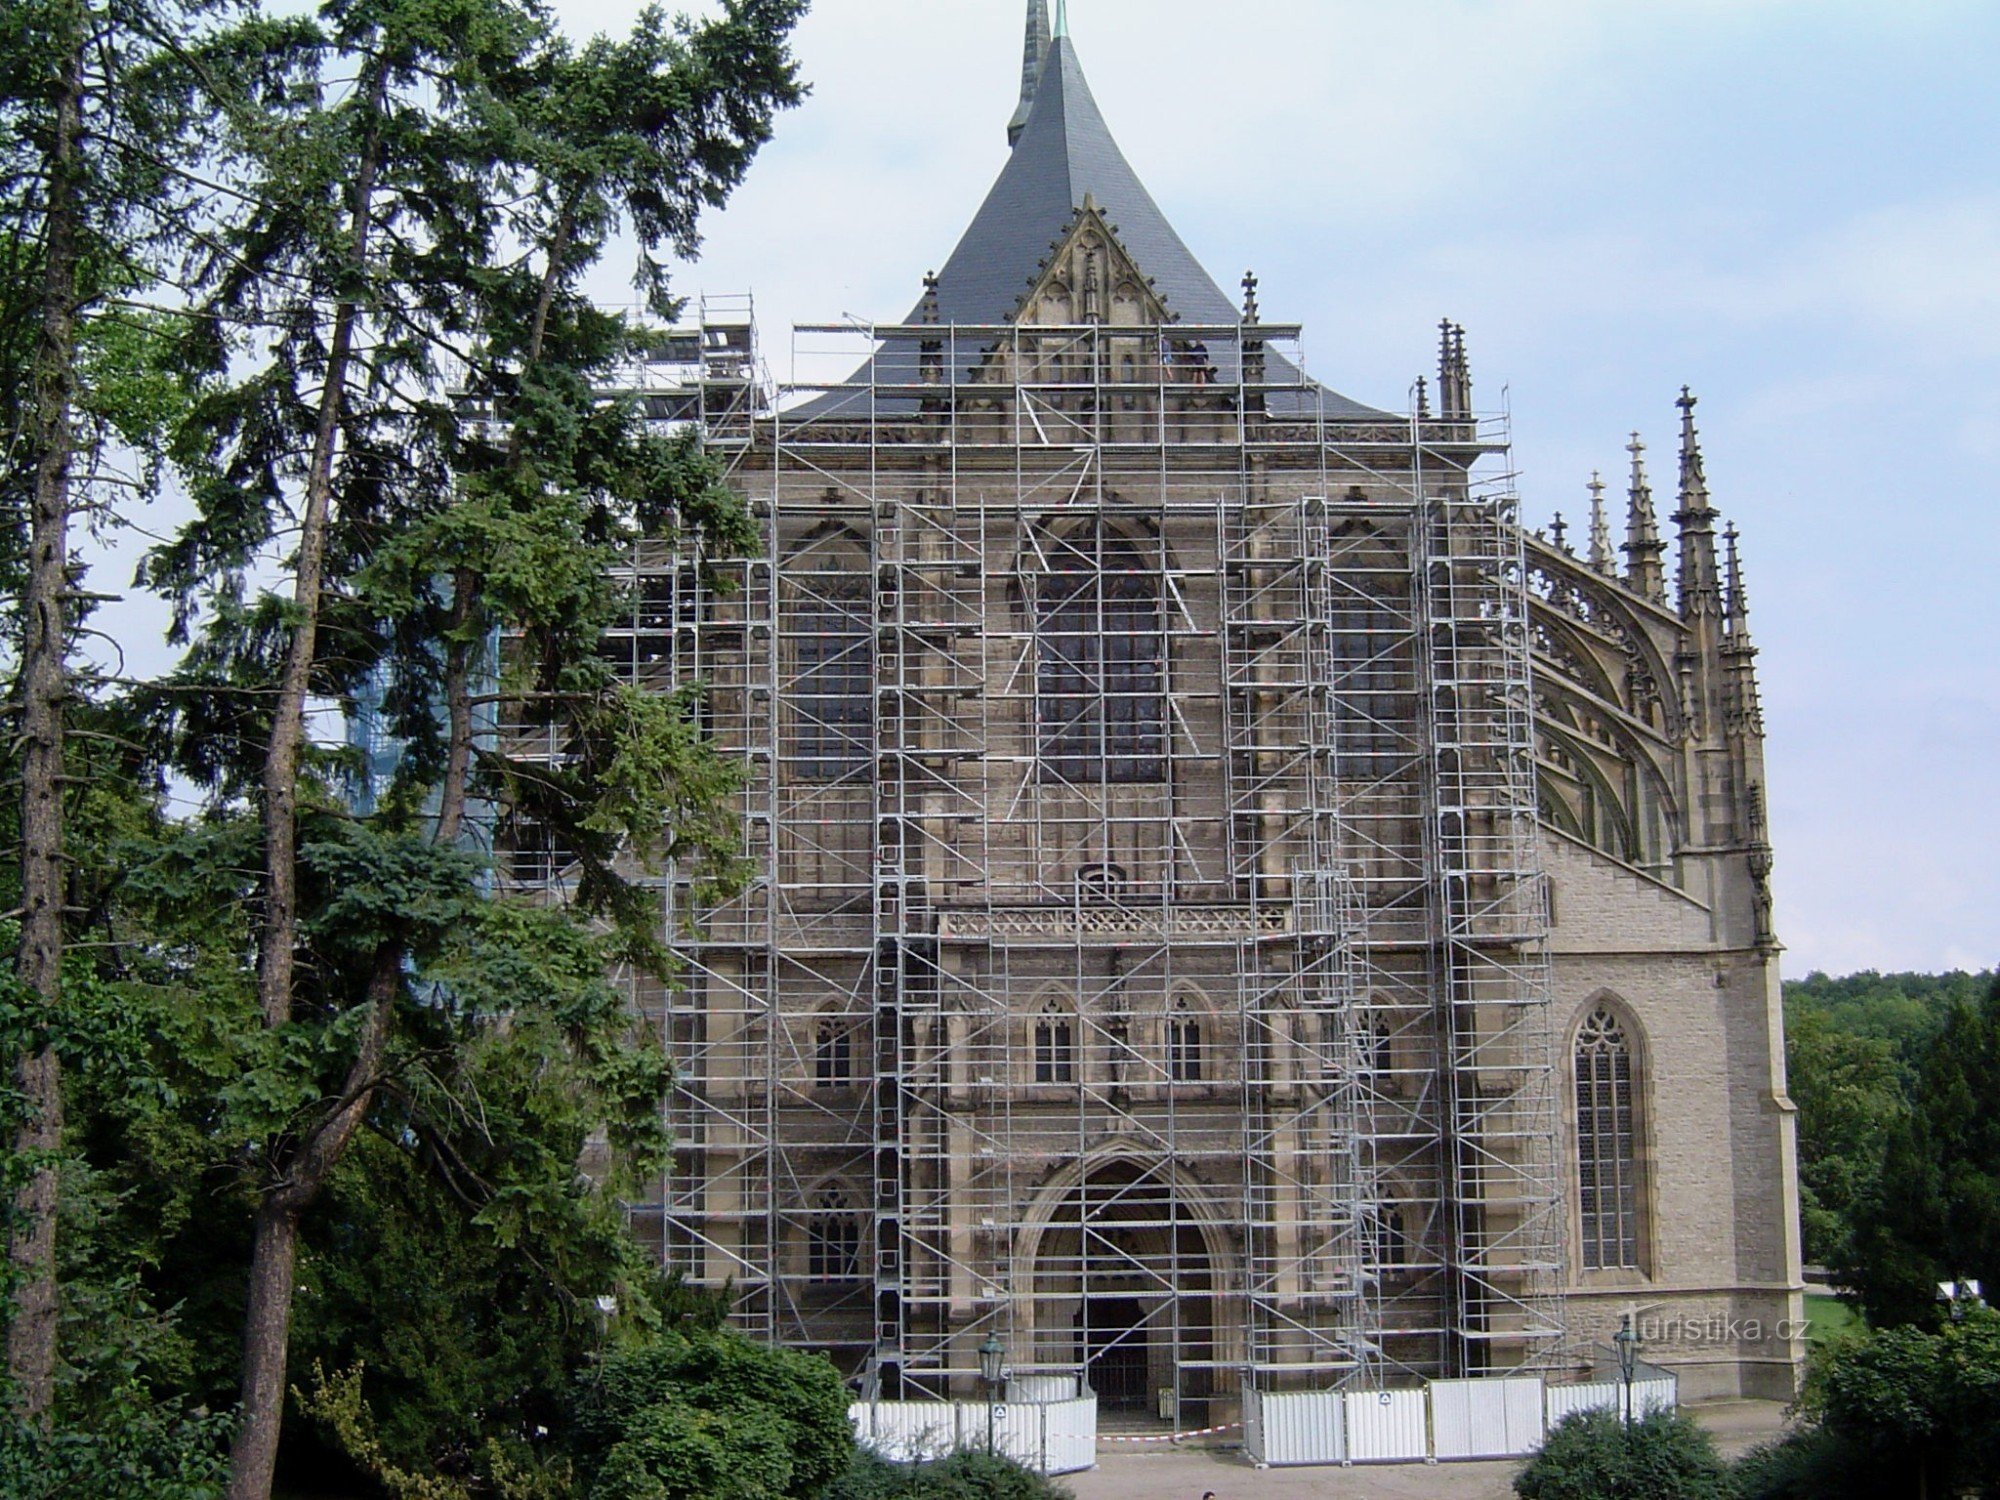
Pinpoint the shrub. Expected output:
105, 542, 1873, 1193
568, 1329, 854, 1500
1732, 1427, 1891, 1500
1514, 1406, 1730, 1500
826, 1448, 1073, 1499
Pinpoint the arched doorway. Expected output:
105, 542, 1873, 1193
1025, 1157, 1220, 1421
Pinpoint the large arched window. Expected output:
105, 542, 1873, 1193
1575, 1007, 1642, 1271
806, 1189, 863, 1281
786, 543, 871, 782
1036, 523, 1164, 783
1035, 1002, 1076, 1084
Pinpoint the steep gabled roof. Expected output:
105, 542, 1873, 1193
928, 35, 1238, 330
798, 27, 1384, 421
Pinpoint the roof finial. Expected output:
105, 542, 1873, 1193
1241, 270, 1260, 324
1724, 522, 1752, 646
1673, 387, 1721, 619
1587, 471, 1615, 576
1622, 432, 1666, 604
1550, 511, 1570, 553
1055, 0, 1069, 39
1007, 1, 1053, 147
920, 270, 940, 325
1438, 320, 1472, 418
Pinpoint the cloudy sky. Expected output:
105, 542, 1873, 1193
89, 0, 1991, 979
572, 0, 1992, 979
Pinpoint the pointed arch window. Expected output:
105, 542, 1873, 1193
1034, 1002, 1076, 1085
1167, 998, 1203, 1083
806, 1190, 863, 1281
1036, 523, 1165, 784
787, 555, 871, 782
1575, 1008, 1642, 1271
814, 1017, 854, 1090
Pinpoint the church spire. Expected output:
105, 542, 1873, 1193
1007, 0, 1053, 147
1724, 522, 1754, 650
1673, 387, 1722, 620
1587, 471, 1615, 577
1622, 433, 1666, 603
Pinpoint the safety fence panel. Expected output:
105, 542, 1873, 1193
1007, 1375, 1079, 1404
1545, 1379, 1621, 1426
1343, 1388, 1430, 1463
1244, 1389, 1347, 1466
1545, 1373, 1677, 1429
848, 1397, 1097, 1476
1431, 1376, 1546, 1460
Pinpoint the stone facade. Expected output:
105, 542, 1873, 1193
600, 5, 1803, 1415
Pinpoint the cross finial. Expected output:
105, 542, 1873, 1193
1550, 511, 1570, 552
1241, 270, 1260, 323
1587, 470, 1615, 576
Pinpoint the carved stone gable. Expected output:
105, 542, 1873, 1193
1016, 200, 1173, 328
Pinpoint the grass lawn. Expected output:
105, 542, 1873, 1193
1805, 1291, 1862, 1343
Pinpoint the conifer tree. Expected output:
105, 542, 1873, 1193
138, 2, 806, 1492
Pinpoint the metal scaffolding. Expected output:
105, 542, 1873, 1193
508, 303, 1567, 1422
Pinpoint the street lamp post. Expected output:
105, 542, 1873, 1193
1613, 1313, 1639, 1432
979, 1333, 1006, 1456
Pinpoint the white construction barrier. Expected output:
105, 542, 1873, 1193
1244, 1366, 1680, 1468
1245, 1388, 1346, 1466
848, 1394, 1098, 1476
1344, 1387, 1430, 1463
1431, 1376, 1545, 1460
1545, 1374, 1677, 1427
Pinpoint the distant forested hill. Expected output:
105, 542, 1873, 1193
1786, 969, 1994, 1074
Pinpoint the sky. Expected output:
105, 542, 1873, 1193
89, 0, 1998, 979
587, 0, 1996, 980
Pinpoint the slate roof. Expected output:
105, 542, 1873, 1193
795, 33, 1385, 422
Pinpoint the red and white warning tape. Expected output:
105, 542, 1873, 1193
1099, 1421, 1243, 1444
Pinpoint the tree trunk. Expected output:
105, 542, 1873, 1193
227, 948, 398, 1500
224, 1202, 301, 1500
7, 6, 85, 1425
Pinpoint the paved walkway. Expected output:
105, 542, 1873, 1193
1062, 1401, 1790, 1500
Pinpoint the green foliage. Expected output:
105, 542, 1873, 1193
1839, 977, 2000, 1328
1732, 1310, 2000, 1499
0, 1385, 232, 1499
4, 0, 809, 1481
1784, 971, 1993, 1069
1784, 969, 1997, 1271
1806, 1310, 2000, 1485
1513, 1406, 1731, 1500
571, 1329, 854, 1500
826, 1450, 1073, 1500
1785, 1003, 1905, 1266
1731, 1426, 1876, 1500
